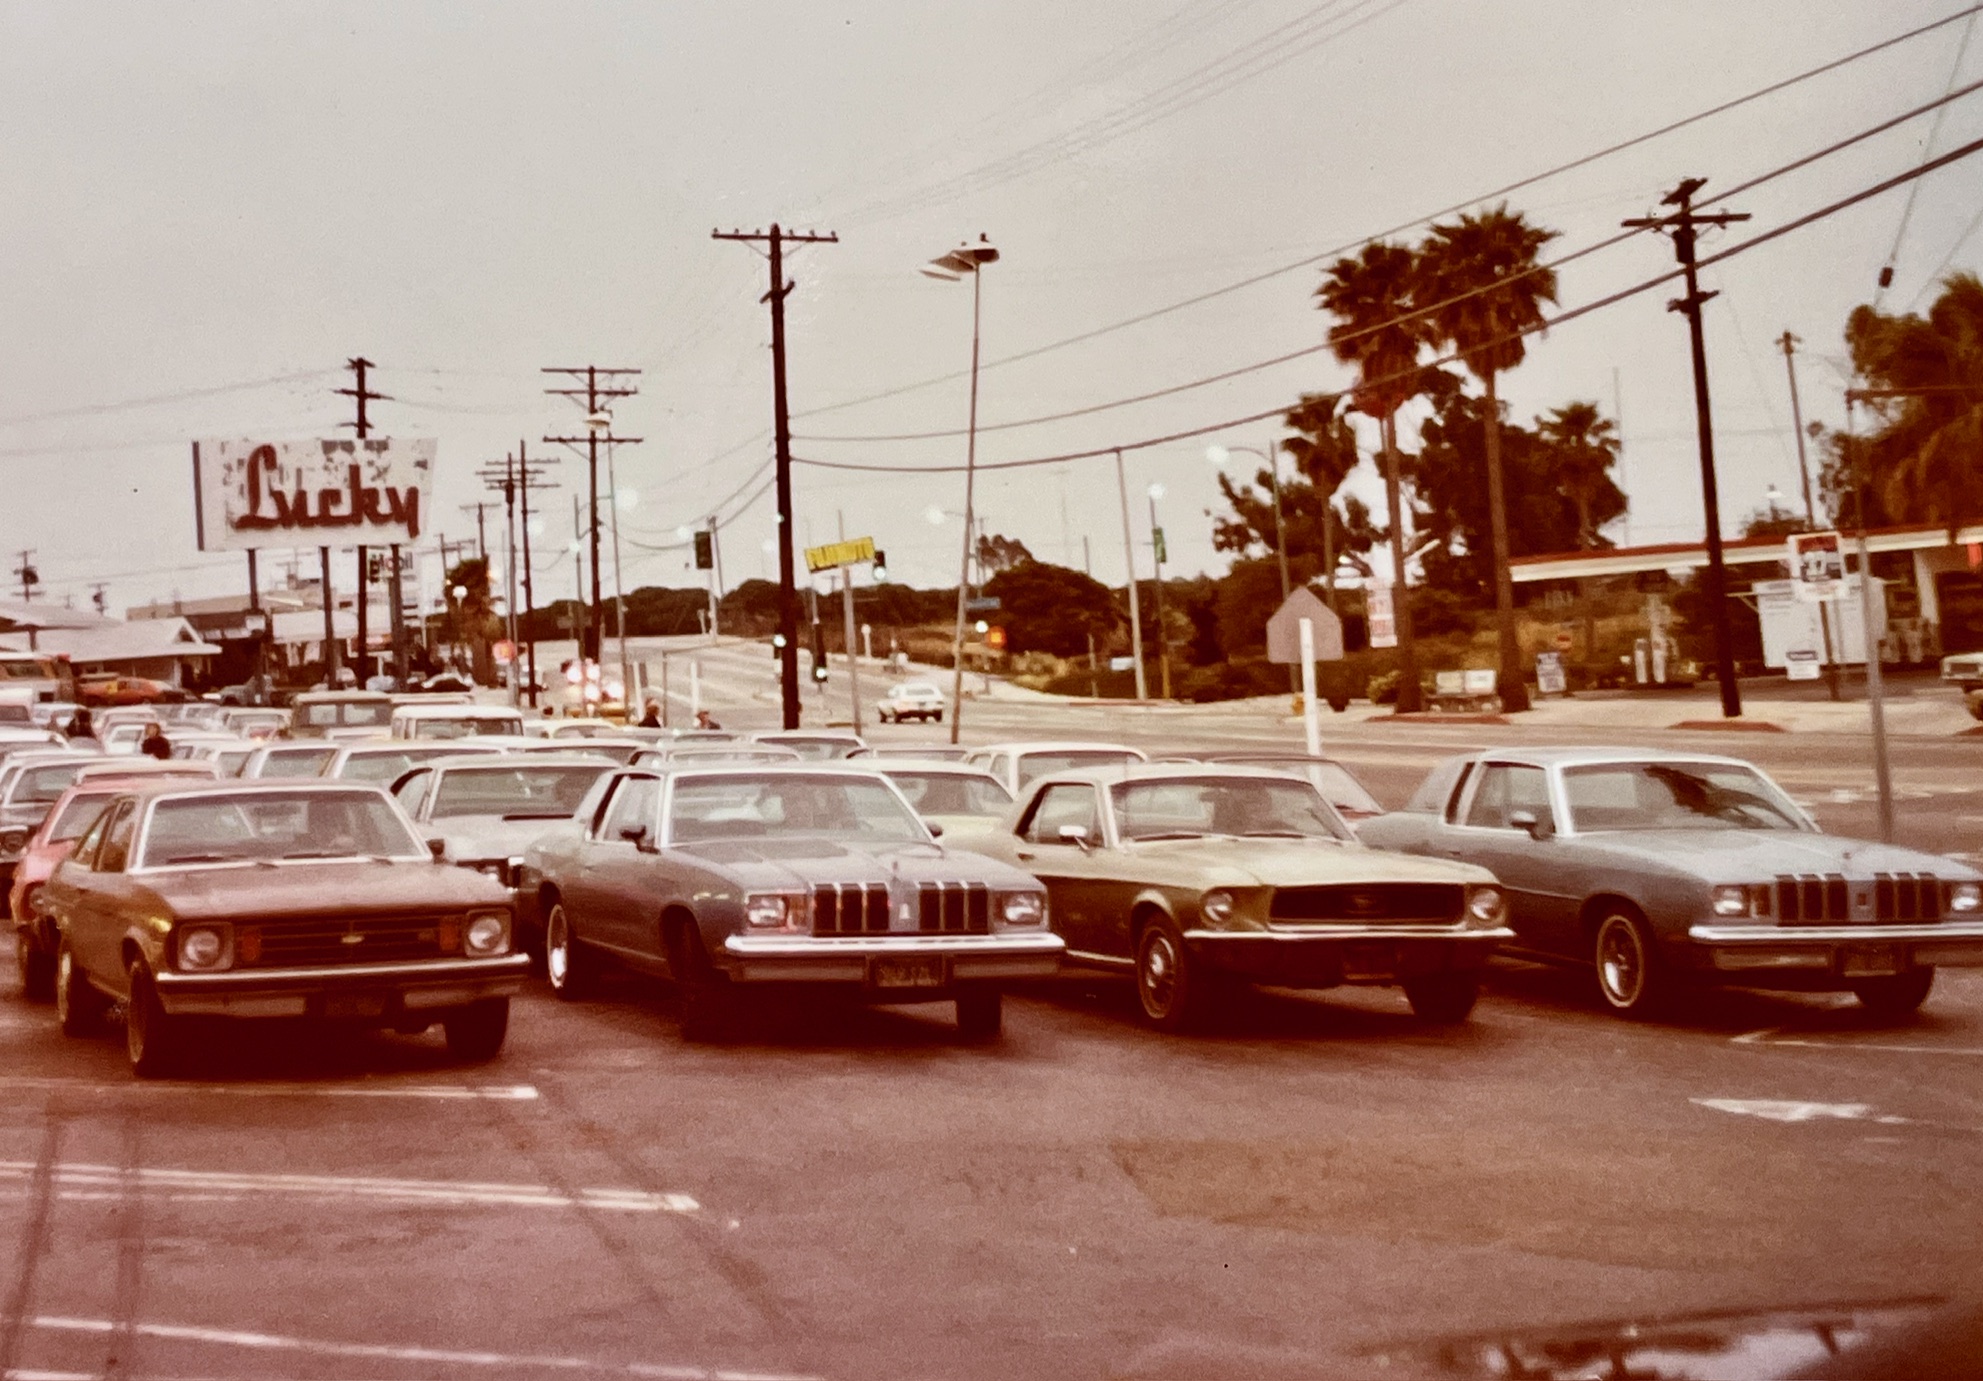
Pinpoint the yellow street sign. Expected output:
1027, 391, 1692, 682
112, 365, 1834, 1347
804, 536, 876, 572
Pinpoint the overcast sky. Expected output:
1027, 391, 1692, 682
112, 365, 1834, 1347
2, 0, 1979, 614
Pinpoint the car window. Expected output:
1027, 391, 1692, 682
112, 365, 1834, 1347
598, 775, 659, 841
16, 762, 85, 805
1015, 751, 1139, 788
1403, 759, 1472, 817
667, 774, 925, 845
393, 768, 436, 818
1562, 761, 1806, 832
67, 804, 112, 865
96, 801, 136, 872
1020, 784, 1101, 844
1462, 764, 1553, 831
1112, 777, 1353, 842
138, 791, 425, 867
261, 746, 337, 778
430, 764, 608, 820
50, 794, 114, 843
340, 702, 393, 727
887, 771, 1012, 817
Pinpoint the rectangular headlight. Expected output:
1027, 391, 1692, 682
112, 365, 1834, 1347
995, 891, 1048, 929
1950, 882, 1981, 914
1710, 884, 1752, 918
744, 892, 805, 930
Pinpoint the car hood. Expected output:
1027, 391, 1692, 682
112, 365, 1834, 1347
134, 859, 513, 920
429, 815, 581, 861
1564, 828, 1980, 882
671, 836, 1040, 890
1118, 836, 1496, 888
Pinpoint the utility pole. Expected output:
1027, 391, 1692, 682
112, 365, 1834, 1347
478, 453, 551, 706
1113, 450, 1148, 701
1625, 179, 1751, 718
542, 366, 641, 669
461, 502, 489, 561
713, 223, 839, 730
517, 441, 553, 707
1779, 330, 1841, 701
337, 357, 388, 686
14, 550, 37, 603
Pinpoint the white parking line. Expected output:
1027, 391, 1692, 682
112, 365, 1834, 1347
0, 1161, 697, 1214
0, 1076, 539, 1100
1734, 1027, 1983, 1057
1692, 1097, 1900, 1124
18, 1317, 817, 1380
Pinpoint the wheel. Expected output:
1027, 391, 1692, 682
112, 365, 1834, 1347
673, 923, 739, 1042
1852, 968, 1934, 1018
955, 987, 1003, 1042
442, 998, 510, 1061
1592, 910, 1668, 1018
543, 903, 596, 1001
16, 928, 54, 1003
932, 710, 943, 724
1404, 972, 1480, 1024
56, 940, 105, 1036
125, 961, 187, 1078
1135, 916, 1208, 1031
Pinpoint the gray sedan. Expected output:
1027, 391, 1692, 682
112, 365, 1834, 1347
1358, 748, 1983, 1018
518, 765, 1061, 1041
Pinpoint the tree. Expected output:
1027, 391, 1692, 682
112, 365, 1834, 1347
1839, 270, 1983, 528
1318, 241, 1437, 711
982, 560, 1119, 658
1536, 401, 1627, 659
444, 556, 496, 678
1415, 205, 1560, 710
975, 532, 1034, 576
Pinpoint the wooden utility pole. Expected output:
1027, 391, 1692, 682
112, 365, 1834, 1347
713, 223, 839, 729
543, 367, 641, 667
337, 357, 387, 685
1625, 180, 1750, 718
1779, 330, 1841, 701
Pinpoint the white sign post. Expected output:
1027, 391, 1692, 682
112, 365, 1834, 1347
1299, 618, 1321, 757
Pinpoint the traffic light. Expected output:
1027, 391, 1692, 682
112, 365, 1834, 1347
870, 549, 888, 583
693, 530, 714, 570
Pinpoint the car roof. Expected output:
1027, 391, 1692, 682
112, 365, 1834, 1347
974, 741, 1146, 755
1024, 762, 1323, 790
873, 761, 1002, 776
1450, 745, 1758, 770
424, 754, 614, 774
392, 703, 521, 718
106, 778, 392, 803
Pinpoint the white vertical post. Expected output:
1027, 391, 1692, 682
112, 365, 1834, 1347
1299, 617, 1321, 757
689, 660, 701, 721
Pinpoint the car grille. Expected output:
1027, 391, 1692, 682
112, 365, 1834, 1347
1769, 873, 1946, 924
808, 882, 992, 935
1268, 883, 1464, 924
236, 913, 459, 968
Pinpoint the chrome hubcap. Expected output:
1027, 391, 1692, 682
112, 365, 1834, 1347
547, 912, 568, 987
1141, 934, 1177, 1014
1598, 920, 1642, 1005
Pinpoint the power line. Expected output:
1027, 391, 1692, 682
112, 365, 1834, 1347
787, 4, 1983, 424
1875, 4, 1980, 301
0, 369, 337, 430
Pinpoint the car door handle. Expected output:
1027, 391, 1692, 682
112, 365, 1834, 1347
1015, 850, 1036, 861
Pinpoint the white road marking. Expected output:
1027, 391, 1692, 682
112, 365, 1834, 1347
1691, 1097, 1904, 1124
0, 1076, 539, 1101
22, 1317, 816, 1380
0, 1161, 697, 1214
1734, 1027, 1983, 1057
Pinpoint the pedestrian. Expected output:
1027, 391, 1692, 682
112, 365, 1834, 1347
65, 707, 98, 743
139, 721, 171, 761
695, 709, 722, 731
639, 700, 662, 728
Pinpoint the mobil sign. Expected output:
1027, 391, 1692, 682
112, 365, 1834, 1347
191, 437, 436, 552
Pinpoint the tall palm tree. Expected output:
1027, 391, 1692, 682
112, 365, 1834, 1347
1538, 401, 1621, 659
1279, 391, 1361, 610
1319, 242, 1436, 712
1416, 205, 1559, 711
1846, 270, 1983, 528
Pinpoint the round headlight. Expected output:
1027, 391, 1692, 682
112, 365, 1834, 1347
1000, 892, 1046, 927
1710, 884, 1750, 917
178, 926, 227, 971
745, 893, 790, 929
1466, 887, 1505, 925
1200, 889, 1236, 924
0, 829, 25, 854
1950, 882, 1981, 914
465, 913, 509, 955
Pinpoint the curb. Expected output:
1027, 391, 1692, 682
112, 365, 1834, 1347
1376, 712, 1511, 726
1668, 719, 1787, 732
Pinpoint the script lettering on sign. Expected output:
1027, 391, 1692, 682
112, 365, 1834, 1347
192, 438, 437, 552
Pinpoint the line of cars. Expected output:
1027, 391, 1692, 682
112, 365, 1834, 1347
9, 709, 1982, 1077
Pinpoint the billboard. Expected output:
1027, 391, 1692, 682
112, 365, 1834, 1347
1787, 530, 1844, 603
192, 438, 436, 552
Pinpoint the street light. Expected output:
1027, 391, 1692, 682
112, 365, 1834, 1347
924, 234, 999, 744
1206, 441, 1295, 610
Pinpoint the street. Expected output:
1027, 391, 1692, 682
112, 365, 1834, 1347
6, 663, 1983, 1379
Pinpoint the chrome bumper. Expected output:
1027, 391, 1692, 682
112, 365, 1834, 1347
1179, 925, 1511, 984
1688, 921, 1983, 971
722, 931, 1066, 984
1184, 926, 1515, 944
152, 953, 531, 1017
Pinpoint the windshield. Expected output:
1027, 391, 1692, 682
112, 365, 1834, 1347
50, 794, 114, 842
886, 771, 1013, 818
1111, 777, 1354, 842
1229, 759, 1384, 816
258, 746, 337, 778
339, 747, 483, 783
14, 762, 87, 805
302, 700, 391, 727
410, 715, 523, 740
668, 774, 928, 844
1016, 751, 1140, 787
139, 790, 424, 867
429, 764, 609, 819
1562, 761, 1807, 832
767, 738, 858, 761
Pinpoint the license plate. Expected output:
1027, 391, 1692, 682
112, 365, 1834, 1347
1841, 945, 1901, 978
324, 993, 389, 1019
869, 956, 948, 990
1340, 943, 1395, 981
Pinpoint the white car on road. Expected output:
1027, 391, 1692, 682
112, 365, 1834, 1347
878, 682, 946, 724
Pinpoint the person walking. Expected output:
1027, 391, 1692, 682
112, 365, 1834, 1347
638, 700, 662, 728
65, 707, 98, 743
139, 721, 172, 760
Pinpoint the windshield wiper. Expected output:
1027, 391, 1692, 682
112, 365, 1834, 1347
500, 811, 573, 821
1235, 830, 1312, 839
1126, 831, 1206, 842
156, 853, 238, 865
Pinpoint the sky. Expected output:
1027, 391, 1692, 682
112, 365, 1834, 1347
2, 0, 1980, 616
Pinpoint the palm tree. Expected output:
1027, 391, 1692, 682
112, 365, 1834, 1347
1318, 242, 1435, 712
1416, 205, 1559, 712
1278, 392, 1361, 610
1845, 270, 1983, 528
1537, 402, 1621, 660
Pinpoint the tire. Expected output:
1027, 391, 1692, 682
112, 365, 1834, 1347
125, 961, 186, 1078
442, 998, 510, 1061
1592, 909, 1668, 1018
955, 987, 1003, 1042
16, 928, 54, 1003
56, 940, 104, 1036
1404, 972, 1480, 1024
933, 711, 943, 724
673, 923, 739, 1042
1852, 968, 1934, 1018
1135, 915, 1208, 1031
544, 902, 596, 1001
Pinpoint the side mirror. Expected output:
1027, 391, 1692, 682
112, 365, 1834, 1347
427, 837, 447, 862
1057, 824, 1093, 853
619, 823, 654, 851
925, 821, 945, 838
1508, 810, 1550, 841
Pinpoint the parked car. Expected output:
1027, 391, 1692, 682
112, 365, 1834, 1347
1357, 748, 1983, 1017
38, 780, 527, 1075
877, 682, 945, 724
517, 765, 1062, 1041
389, 704, 526, 740
871, 762, 1014, 836
630, 744, 804, 770
751, 730, 867, 761
323, 741, 503, 785
848, 744, 974, 763
964, 741, 1148, 797
971, 765, 1509, 1029
391, 755, 615, 901
0, 749, 105, 922
239, 742, 342, 779
285, 690, 394, 741
218, 706, 290, 739
1193, 753, 1386, 822
172, 738, 258, 778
